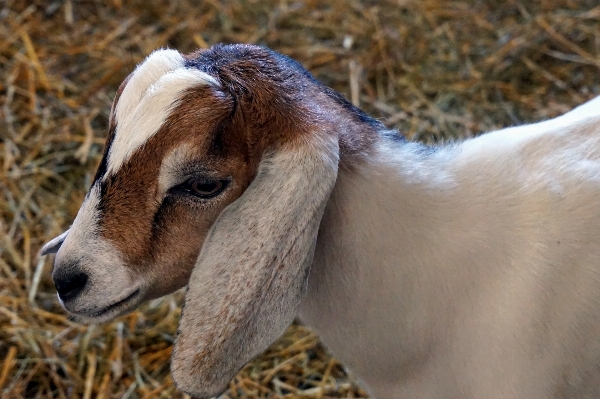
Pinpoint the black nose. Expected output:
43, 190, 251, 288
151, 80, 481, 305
53, 271, 88, 301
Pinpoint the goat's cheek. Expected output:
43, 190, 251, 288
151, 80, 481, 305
146, 207, 211, 293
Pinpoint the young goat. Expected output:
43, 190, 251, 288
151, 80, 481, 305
42, 44, 600, 398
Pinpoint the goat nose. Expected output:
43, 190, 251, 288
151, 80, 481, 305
53, 271, 88, 301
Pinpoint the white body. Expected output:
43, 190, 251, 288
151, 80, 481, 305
301, 97, 600, 398
43, 45, 600, 398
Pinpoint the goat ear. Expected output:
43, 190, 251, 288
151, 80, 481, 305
171, 137, 339, 398
40, 230, 70, 255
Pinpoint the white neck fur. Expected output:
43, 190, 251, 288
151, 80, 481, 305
301, 98, 600, 397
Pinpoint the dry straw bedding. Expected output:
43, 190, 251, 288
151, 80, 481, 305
1, 0, 599, 398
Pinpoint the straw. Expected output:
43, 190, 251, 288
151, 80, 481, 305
1, 0, 598, 397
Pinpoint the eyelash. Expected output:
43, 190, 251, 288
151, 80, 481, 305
168, 178, 229, 199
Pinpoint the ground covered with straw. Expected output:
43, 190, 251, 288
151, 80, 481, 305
1, 0, 599, 398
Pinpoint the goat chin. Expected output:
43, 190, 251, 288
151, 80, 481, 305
42, 43, 600, 399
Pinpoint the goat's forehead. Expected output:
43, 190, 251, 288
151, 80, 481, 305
105, 49, 219, 178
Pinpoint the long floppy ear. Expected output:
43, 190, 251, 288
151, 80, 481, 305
171, 136, 339, 398
40, 229, 70, 255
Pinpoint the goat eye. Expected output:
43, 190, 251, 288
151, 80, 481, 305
187, 178, 225, 198
169, 177, 229, 200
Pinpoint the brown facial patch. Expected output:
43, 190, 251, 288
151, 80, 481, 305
96, 85, 251, 297
92, 44, 383, 299
184, 44, 383, 167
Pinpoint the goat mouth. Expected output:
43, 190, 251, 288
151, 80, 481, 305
81, 288, 141, 319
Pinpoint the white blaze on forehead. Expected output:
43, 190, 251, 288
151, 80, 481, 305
106, 49, 219, 177
115, 49, 184, 123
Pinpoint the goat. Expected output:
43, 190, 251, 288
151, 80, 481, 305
42, 44, 600, 398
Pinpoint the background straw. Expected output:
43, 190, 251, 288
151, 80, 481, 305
1, 0, 599, 397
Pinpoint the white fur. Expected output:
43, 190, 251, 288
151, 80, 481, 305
115, 49, 184, 124
301, 97, 600, 398
50, 185, 142, 323
107, 50, 218, 176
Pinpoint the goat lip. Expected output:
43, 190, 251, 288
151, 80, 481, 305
79, 288, 141, 319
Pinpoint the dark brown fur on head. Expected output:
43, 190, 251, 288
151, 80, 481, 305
184, 44, 384, 162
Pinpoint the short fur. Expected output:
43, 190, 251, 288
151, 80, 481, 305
42, 44, 600, 398
172, 140, 338, 395
107, 51, 218, 176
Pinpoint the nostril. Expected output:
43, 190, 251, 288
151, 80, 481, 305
54, 272, 88, 301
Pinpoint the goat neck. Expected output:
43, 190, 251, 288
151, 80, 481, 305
301, 101, 600, 398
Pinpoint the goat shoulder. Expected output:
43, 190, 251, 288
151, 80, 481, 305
301, 98, 600, 398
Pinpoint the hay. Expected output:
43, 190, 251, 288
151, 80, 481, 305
1, 0, 599, 397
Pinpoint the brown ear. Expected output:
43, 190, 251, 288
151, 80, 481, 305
171, 137, 339, 398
